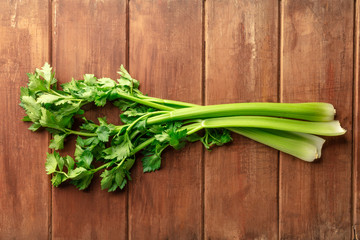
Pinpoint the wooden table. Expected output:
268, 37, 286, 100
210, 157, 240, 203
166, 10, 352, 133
0, 0, 358, 239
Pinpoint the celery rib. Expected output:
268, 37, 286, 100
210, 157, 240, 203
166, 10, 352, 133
229, 128, 324, 162
201, 116, 345, 136
147, 102, 336, 124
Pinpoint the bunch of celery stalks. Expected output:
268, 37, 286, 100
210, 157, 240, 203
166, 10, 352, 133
146, 102, 345, 162
20, 64, 346, 190
108, 70, 345, 163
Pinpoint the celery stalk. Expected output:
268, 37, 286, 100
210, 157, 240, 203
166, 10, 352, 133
201, 116, 345, 136
147, 102, 336, 124
228, 128, 324, 162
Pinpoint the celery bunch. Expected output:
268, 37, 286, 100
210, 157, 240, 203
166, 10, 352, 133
19, 63, 346, 191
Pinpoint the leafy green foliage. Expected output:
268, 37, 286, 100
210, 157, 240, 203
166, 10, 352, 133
96, 125, 110, 142
139, 122, 188, 172
49, 134, 67, 150
117, 65, 139, 94
80, 118, 98, 131
142, 154, 162, 172
45, 152, 60, 174
120, 105, 154, 125
100, 167, 129, 192
36, 62, 55, 86
27, 72, 48, 92
154, 122, 187, 150
45, 151, 94, 190
20, 63, 242, 192
37, 93, 62, 104
70, 168, 94, 190
20, 96, 41, 122
103, 134, 133, 161
112, 99, 137, 111
200, 129, 233, 149
28, 123, 41, 131
74, 146, 94, 169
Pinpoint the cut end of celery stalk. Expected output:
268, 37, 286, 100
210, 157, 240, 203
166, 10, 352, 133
291, 132, 325, 158
307, 102, 336, 121
229, 128, 325, 162
328, 120, 347, 136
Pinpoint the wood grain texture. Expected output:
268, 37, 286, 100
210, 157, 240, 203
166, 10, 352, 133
1, 1, 358, 238
355, 0, 360, 231
51, 1, 127, 239
0, 0, 50, 238
280, 0, 354, 239
128, 0, 203, 239
204, 0, 279, 239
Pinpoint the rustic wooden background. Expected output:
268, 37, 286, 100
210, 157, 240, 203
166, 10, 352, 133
0, 0, 359, 239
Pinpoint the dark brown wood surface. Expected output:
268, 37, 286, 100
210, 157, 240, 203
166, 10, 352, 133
355, 0, 360, 234
0, 0, 359, 239
0, 0, 51, 238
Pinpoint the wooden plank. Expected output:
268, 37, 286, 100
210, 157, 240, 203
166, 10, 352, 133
51, 1, 127, 239
280, 0, 354, 238
204, 0, 279, 239
0, 0, 50, 238
355, 0, 360, 233
128, 0, 203, 238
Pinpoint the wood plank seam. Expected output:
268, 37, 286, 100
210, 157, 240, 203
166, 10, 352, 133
201, 0, 206, 239
126, 1, 130, 239
353, 0, 359, 233
353, 0, 357, 232
47, 0, 53, 240
51, 1, 58, 238
278, 0, 285, 239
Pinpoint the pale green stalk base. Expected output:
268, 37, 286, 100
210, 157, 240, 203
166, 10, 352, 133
229, 128, 325, 162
